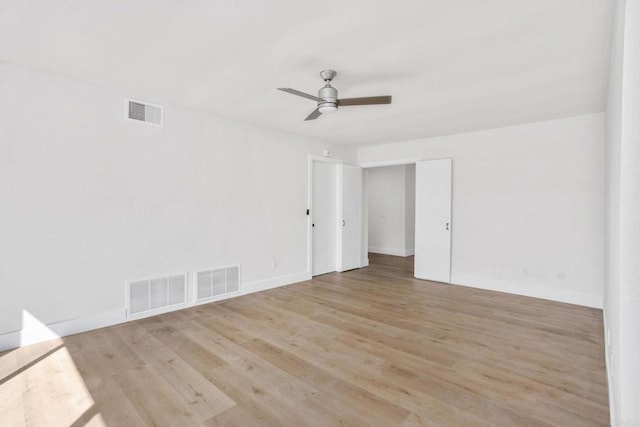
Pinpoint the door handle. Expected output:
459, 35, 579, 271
342, 220, 346, 226
445, 222, 450, 230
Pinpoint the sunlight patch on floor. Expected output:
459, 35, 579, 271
0, 311, 104, 426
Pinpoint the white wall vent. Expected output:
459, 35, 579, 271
127, 273, 187, 317
195, 265, 240, 302
127, 99, 163, 125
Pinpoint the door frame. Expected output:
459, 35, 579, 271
307, 155, 343, 276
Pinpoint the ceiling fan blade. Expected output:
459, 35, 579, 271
277, 88, 322, 102
304, 108, 321, 121
338, 95, 392, 106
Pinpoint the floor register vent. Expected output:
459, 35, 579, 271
127, 273, 187, 316
195, 265, 240, 302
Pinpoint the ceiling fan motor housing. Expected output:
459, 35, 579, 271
318, 85, 338, 111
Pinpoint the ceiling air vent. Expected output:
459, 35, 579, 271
127, 99, 162, 125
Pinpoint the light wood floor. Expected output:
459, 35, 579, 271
1, 254, 609, 426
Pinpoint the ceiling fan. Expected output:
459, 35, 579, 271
277, 70, 392, 121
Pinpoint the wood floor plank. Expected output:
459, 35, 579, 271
115, 323, 236, 422
240, 337, 412, 426
1, 254, 609, 425
0, 351, 26, 426
20, 346, 97, 426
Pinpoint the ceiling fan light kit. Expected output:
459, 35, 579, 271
277, 70, 392, 121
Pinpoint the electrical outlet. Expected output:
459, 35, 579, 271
555, 272, 565, 279
272, 260, 278, 270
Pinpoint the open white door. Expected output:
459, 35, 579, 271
337, 164, 363, 272
312, 162, 338, 276
414, 159, 452, 282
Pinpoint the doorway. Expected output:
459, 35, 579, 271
363, 158, 452, 283
366, 164, 416, 258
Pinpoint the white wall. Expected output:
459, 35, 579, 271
0, 61, 354, 343
367, 165, 406, 255
604, 0, 640, 424
367, 165, 415, 257
358, 114, 605, 308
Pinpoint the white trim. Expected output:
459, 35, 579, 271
368, 247, 415, 257
358, 157, 422, 168
191, 290, 242, 307
309, 154, 343, 164
361, 168, 369, 267
242, 271, 311, 294
336, 164, 345, 272
0, 308, 126, 351
448, 275, 603, 309
125, 302, 191, 321
603, 310, 616, 427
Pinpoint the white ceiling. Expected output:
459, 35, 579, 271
0, 1, 615, 145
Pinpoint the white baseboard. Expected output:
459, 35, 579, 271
449, 275, 603, 309
0, 271, 312, 352
0, 308, 126, 352
369, 247, 415, 257
242, 271, 311, 294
